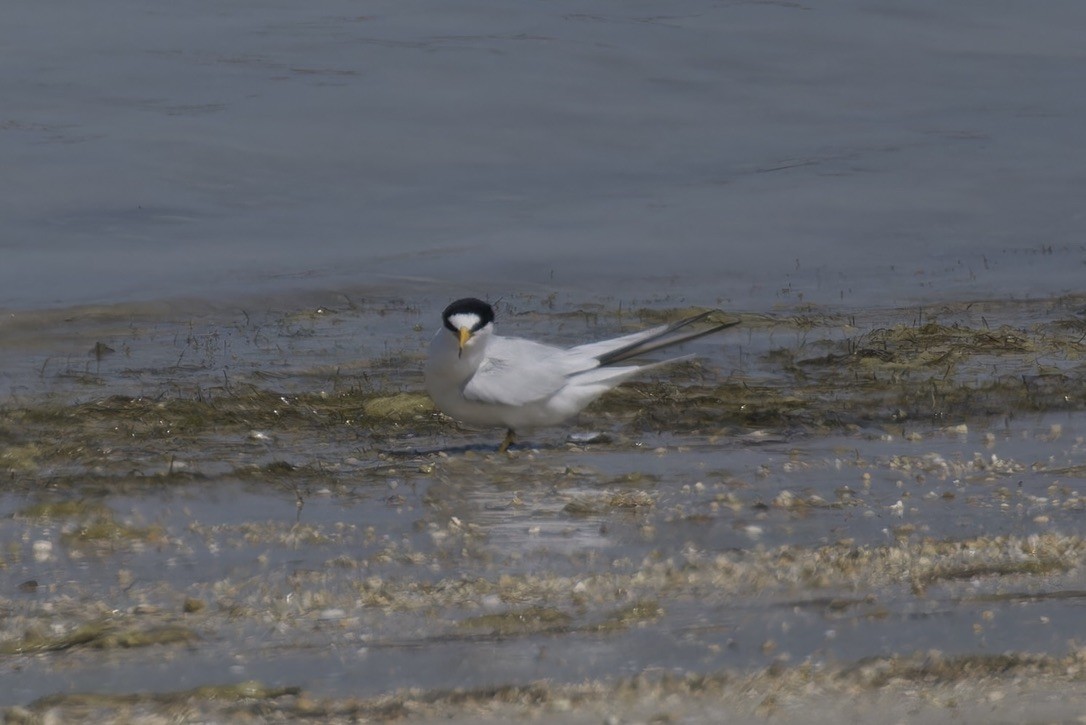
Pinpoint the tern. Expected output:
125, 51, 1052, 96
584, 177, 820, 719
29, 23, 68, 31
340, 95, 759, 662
424, 297, 738, 452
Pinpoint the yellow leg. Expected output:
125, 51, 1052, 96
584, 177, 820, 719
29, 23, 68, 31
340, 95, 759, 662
498, 428, 515, 453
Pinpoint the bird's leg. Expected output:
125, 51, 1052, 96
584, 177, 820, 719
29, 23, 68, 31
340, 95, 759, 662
498, 428, 515, 453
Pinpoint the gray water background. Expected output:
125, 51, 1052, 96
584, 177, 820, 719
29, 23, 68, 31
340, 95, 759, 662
3, 0, 1084, 314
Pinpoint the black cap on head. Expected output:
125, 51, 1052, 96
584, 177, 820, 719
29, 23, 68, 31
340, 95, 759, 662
442, 298, 495, 333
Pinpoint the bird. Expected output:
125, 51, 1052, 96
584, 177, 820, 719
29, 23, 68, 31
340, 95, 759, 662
423, 297, 738, 452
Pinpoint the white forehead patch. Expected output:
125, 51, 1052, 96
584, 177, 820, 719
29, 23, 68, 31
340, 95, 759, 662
448, 312, 482, 331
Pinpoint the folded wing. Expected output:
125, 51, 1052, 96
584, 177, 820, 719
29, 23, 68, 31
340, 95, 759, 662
462, 312, 738, 407
461, 338, 591, 406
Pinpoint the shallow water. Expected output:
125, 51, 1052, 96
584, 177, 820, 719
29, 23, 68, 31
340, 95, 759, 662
3, 0, 1085, 311
2, 292, 1086, 712
4, 412, 1086, 704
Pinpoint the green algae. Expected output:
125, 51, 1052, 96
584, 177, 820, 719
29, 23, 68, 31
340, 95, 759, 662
17, 499, 112, 521
11, 386, 440, 442
0, 443, 39, 474
593, 600, 664, 632
0, 622, 198, 655
26, 680, 299, 711
363, 392, 435, 421
459, 607, 574, 636
839, 651, 1069, 688
564, 491, 655, 516
916, 558, 1071, 586
14, 498, 158, 546
60, 517, 158, 545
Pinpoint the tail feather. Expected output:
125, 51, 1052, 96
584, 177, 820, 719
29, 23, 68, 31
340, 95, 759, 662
595, 313, 738, 367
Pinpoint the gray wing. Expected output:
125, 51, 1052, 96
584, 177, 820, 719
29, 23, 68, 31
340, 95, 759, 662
461, 337, 592, 407
461, 313, 738, 406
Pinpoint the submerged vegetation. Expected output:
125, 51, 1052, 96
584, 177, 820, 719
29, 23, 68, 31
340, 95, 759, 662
2, 296, 1084, 486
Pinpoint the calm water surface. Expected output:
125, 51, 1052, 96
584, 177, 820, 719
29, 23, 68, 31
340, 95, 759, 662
2, 0, 1084, 312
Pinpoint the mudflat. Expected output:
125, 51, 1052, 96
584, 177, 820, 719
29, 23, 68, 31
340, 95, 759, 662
2, 291, 1085, 722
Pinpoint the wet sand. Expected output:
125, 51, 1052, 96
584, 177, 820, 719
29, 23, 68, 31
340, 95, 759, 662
2, 291, 1085, 722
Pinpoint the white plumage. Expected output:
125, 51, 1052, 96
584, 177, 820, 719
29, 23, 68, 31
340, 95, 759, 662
424, 298, 737, 451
